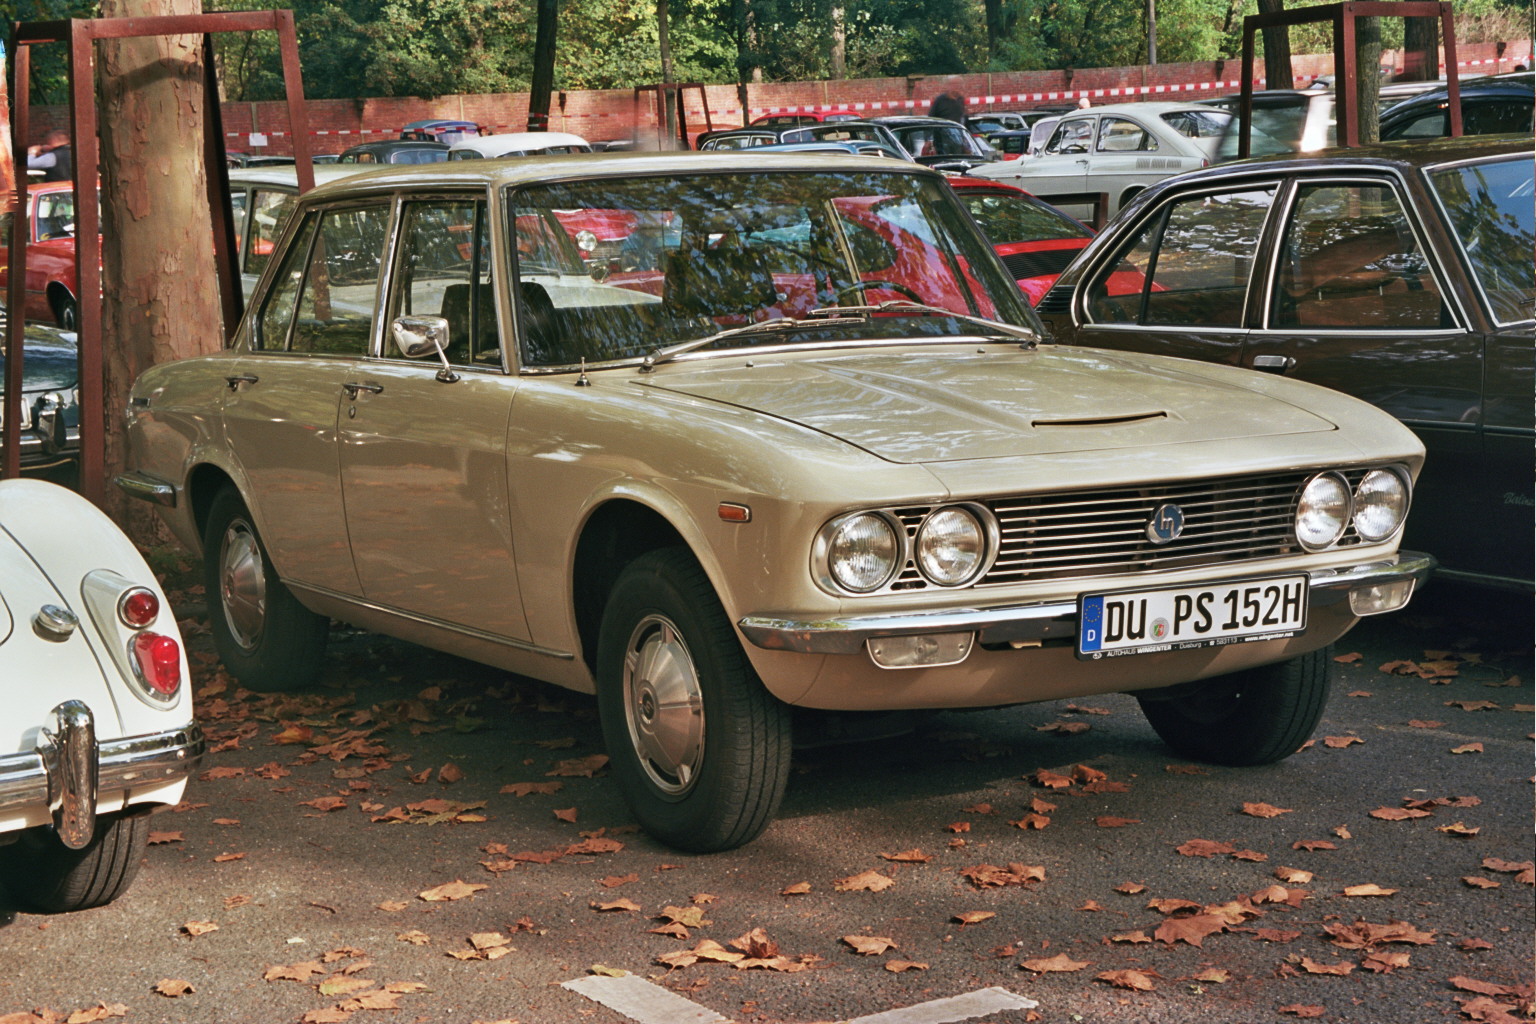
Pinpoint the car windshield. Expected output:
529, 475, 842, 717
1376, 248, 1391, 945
958, 189, 1090, 243
1429, 153, 1536, 324
1161, 109, 1233, 138
510, 169, 1035, 368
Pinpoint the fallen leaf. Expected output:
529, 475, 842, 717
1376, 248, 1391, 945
946, 821, 971, 833
1147, 898, 1202, 915
1115, 881, 1146, 894
299, 796, 346, 813
1021, 953, 1090, 973
1032, 768, 1073, 789
147, 831, 184, 845
953, 911, 995, 926
656, 905, 711, 928
1297, 957, 1354, 976
843, 935, 896, 955
1251, 928, 1302, 943
1459, 938, 1495, 951
546, 754, 609, 777
396, 931, 431, 945
884, 960, 928, 973
1010, 813, 1051, 830
553, 807, 579, 823
961, 802, 993, 814
1095, 817, 1140, 828
1155, 914, 1227, 948
1109, 931, 1152, 944
154, 979, 194, 997
1361, 951, 1410, 973
1036, 721, 1090, 735
1077, 900, 1104, 912
880, 849, 932, 863
780, 882, 811, 896
1449, 742, 1484, 754
272, 724, 314, 745
1241, 802, 1293, 818
1323, 919, 1436, 950
376, 900, 409, 912
960, 862, 1045, 888
1436, 821, 1480, 837
600, 873, 638, 888
213, 852, 246, 863
181, 920, 218, 937
1341, 884, 1397, 897
501, 781, 563, 797
1406, 719, 1444, 729
63, 1004, 129, 1023
1177, 839, 1236, 858
1192, 968, 1231, 983
591, 898, 641, 912
1274, 866, 1313, 884
1333, 651, 1362, 663
1370, 806, 1433, 821
418, 880, 487, 902
1323, 735, 1363, 748
1096, 969, 1157, 991
1292, 840, 1337, 851
1278, 1006, 1325, 1018
833, 870, 895, 893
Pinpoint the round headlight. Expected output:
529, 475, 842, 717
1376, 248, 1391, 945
574, 229, 598, 253
826, 513, 901, 593
915, 506, 987, 586
1353, 468, 1409, 542
1295, 472, 1352, 550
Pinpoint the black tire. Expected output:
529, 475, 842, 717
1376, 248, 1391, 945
1136, 646, 1333, 766
596, 548, 791, 852
0, 810, 151, 912
55, 293, 79, 332
203, 485, 329, 691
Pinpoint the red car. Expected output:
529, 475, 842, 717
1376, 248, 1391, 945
945, 176, 1096, 305
0, 181, 83, 329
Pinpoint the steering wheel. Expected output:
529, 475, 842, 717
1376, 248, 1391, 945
833, 279, 924, 304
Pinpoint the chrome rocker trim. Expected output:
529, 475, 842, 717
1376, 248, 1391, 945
0, 708, 206, 847
738, 551, 1437, 655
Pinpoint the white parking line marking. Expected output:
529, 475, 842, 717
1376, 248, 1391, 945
563, 974, 1038, 1024
845, 986, 1040, 1024
562, 974, 733, 1023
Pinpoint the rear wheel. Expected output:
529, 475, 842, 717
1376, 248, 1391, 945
1136, 646, 1332, 766
204, 485, 329, 691
54, 292, 78, 332
596, 548, 791, 852
0, 810, 150, 912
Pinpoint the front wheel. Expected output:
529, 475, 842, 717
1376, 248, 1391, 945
596, 548, 791, 852
0, 810, 151, 912
1136, 646, 1332, 766
203, 485, 329, 691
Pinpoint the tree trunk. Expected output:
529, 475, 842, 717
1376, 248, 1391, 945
657, 0, 677, 146
1401, 9, 1438, 81
984, 0, 1005, 60
1256, 0, 1292, 89
1354, 15, 1382, 143
528, 0, 558, 131
1147, 0, 1157, 64
97, 0, 220, 537
830, 6, 846, 80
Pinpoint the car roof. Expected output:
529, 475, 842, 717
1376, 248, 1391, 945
448, 131, 591, 157
1060, 101, 1227, 117
226, 165, 375, 189
298, 150, 944, 201
1142, 133, 1530, 189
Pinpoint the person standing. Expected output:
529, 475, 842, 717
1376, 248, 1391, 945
27, 129, 72, 182
928, 78, 967, 123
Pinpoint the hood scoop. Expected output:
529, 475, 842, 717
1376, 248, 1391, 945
1033, 411, 1168, 428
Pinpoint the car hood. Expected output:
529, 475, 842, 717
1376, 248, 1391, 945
639, 346, 1337, 464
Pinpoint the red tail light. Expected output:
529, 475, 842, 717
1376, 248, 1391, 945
131, 632, 182, 696
118, 587, 160, 628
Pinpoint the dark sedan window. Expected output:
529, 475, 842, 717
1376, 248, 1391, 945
1086, 188, 1274, 327
1271, 184, 1448, 331
960, 191, 1089, 243
1430, 155, 1536, 324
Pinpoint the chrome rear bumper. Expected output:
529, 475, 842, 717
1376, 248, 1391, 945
739, 552, 1437, 655
0, 705, 205, 848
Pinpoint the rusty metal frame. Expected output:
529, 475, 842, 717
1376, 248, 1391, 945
3, 10, 312, 502
632, 82, 715, 147
1238, 1, 1459, 157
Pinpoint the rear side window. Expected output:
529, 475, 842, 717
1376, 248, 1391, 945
255, 204, 390, 355
1271, 183, 1448, 330
1086, 187, 1274, 327
1430, 155, 1536, 324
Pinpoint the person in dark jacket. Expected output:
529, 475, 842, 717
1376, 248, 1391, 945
928, 79, 967, 123
27, 129, 72, 182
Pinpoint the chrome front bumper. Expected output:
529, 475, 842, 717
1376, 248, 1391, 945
0, 704, 205, 849
739, 552, 1437, 656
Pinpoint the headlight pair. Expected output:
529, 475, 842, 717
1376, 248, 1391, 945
1295, 468, 1410, 551
817, 504, 996, 595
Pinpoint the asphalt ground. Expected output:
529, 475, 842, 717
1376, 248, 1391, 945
1, 575, 1530, 1024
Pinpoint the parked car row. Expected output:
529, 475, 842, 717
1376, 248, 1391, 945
117, 150, 1435, 859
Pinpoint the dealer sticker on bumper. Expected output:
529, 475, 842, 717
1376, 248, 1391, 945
1077, 574, 1307, 659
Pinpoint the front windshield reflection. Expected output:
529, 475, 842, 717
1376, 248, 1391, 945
509, 170, 1034, 368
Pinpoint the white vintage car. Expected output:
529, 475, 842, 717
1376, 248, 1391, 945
119, 153, 1431, 852
0, 479, 203, 912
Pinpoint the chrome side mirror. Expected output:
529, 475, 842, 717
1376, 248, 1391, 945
390, 315, 460, 382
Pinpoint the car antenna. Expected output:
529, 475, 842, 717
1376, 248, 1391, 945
576, 357, 592, 387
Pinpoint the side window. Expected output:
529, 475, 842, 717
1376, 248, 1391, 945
1384, 111, 1447, 139
388, 198, 499, 367
246, 189, 297, 277
229, 189, 249, 253
262, 204, 389, 356
1046, 119, 1094, 154
1272, 183, 1447, 330
1097, 118, 1156, 152
1087, 188, 1274, 327
1465, 99, 1532, 135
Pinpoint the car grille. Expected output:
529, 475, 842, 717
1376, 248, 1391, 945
1001, 248, 1078, 281
888, 469, 1370, 591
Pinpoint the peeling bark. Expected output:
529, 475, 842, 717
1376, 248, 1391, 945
96, 0, 221, 537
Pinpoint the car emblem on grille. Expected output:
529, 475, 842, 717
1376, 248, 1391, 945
1146, 503, 1185, 545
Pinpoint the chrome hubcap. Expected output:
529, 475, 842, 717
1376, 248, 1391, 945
220, 518, 267, 652
622, 614, 705, 795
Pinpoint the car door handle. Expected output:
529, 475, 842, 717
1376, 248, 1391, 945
342, 382, 384, 398
224, 373, 259, 391
1251, 354, 1296, 375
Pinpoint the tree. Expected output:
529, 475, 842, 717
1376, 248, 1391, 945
529, 0, 558, 129
96, 0, 222, 530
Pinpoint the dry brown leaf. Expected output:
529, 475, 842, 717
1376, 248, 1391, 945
181, 920, 218, 937
500, 781, 563, 797
1341, 884, 1397, 897
1406, 719, 1444, 729
1241, 802, 1293, 818
953, 911, 995, 926
1251, 928, 1302, 943
1333, 651, 1362, 663
1115, 881, 1147, 894
591, 898, 641, 912
842, 935, 897, 956
1032, 768, 1073, 789
1482, 858, 1534, 874
1096, 969, 1157, 991
961, 802, 994, 814
1010, 813, 1051, 830
553, 807, 578, 823
656, 905, 711, 928
1323, 735, 1363, 748
1147, 897, 1202, 915
153, 980, 193, 998
1021, 953, 1090, 973
946, 821, 971, 833
600, 873, 638, 888
1095, 816, 1139, 828
1323, 919, 1436, 950
1278, 1006, 1325, 1019
880, 849, 933, 863
1191, 968, 1231, 983
396, 930, 431, 945
884, 960, 928, 973
1109, 931, 1152, 944
1154, 914, 1227, 948
265, 961, 324, 982
147, 831, 184, 845
546, 754, 609, 777
1436, 821, 1480, 837
833, 870, 895, 893
1274, 866, 1313, 883
1369, 806, 1433, 821
64, 1004, 130, 1023
1297, 957, 1354, 976
300, 796, 347, 813
418, 879, 487, 902
780, 882, 811, 896
437, 763, 464, 784
212, 852, 246, 863
1361, 951, 1410, 973
1292, 839, 1338, 851
960, 862, 1045, 888
1176, 838, 1236, 858
1450, 742, 1484, 754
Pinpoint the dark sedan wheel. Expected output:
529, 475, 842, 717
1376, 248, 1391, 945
204, 485, 329, 692
596, 548, 791, 852
55, 293, 79, 332
1136, 646, 1333, 766
0, 810, 150, 912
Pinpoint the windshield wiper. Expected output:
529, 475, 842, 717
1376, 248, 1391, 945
807, 300, 1040, 345
641, 313, 869, 370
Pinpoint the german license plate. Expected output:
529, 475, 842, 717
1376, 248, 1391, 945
1077, 574, 1307, 659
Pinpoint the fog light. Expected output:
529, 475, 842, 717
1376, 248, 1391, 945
1349, 580, 1415, 616
866, 632, 974, 669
